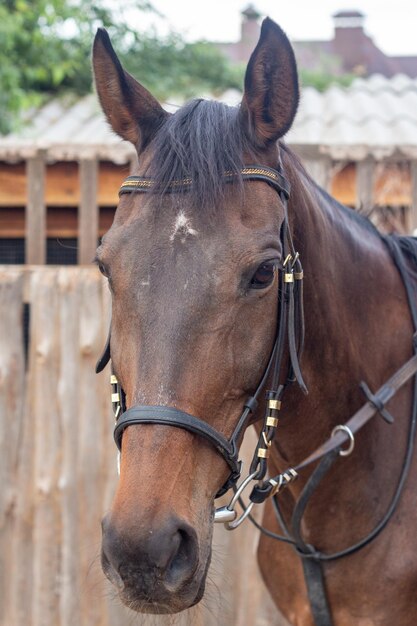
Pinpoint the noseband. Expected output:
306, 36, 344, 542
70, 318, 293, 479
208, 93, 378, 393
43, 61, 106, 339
96, 163, 307, 497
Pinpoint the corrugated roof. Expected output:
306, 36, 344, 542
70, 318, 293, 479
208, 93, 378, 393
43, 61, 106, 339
287, 74, 417, 159
1, 74, 417, 162
0, 94, 134, 163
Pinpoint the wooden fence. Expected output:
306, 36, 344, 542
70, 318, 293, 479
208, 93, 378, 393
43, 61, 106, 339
0, 266, 287, 626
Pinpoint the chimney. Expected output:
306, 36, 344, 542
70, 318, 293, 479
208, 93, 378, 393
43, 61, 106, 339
241, 4, 261, 47
332, 10, 367, 73
333, 10, 366, 30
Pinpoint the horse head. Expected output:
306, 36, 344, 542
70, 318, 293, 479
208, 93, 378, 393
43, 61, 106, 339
93, 18, 299, 614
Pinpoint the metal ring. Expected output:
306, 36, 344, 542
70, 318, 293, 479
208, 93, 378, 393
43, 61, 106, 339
220, 471, 258, 530
225, 501, 254, 530
331, 424, 355, 457
227, 471, 258, 509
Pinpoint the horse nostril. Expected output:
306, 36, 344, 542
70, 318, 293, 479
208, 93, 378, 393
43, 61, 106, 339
101, 543, 125, 590
101, 516, 198, 593
165, 525, 198, 588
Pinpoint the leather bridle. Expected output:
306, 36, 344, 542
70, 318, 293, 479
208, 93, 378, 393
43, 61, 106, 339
96, 163, 307, 498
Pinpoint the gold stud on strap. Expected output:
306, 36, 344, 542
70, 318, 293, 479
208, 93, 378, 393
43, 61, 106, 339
283, 468, 298, 483
284, 273, 294, 283
258, 448, 270, 459
266, 416, 279, 427
111, 392, 120, 403
268, 399, 281, 410
110, 374, 118, 384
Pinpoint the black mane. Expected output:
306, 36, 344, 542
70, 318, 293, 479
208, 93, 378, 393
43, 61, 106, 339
146, 98, 380, 239
147, 99, 254, 210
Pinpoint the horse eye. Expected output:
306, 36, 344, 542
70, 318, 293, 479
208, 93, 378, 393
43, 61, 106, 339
250, 262, 276, 289
98, 262, 108, 277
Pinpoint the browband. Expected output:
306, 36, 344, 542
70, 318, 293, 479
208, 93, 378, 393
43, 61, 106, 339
119, 164, 291, 199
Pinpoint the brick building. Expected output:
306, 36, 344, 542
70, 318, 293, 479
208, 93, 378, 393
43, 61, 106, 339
218, 5, 417, 78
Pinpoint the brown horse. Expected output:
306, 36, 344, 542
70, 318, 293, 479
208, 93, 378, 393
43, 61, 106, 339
92, 17, 417, 626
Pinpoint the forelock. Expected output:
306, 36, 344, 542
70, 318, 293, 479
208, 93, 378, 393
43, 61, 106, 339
145, 99, 255, 212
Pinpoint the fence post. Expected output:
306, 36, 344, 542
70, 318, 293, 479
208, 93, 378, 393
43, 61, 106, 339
356, 158, 375, 216
410, 161, 417, 234
25, 150, 46, 264
303, 157, 332, 190
0, 269, 25, 626
78, 157, 98, 265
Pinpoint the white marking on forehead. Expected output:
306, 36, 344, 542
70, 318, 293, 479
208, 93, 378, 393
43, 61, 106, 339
170, 211, 198, 243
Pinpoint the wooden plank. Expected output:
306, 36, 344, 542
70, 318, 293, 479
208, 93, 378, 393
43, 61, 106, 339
356, 158, 375, 216
331, 163, 356, 205
77, 269, 109, 624
25, 151, 46, 264
410, 161, 417, 234
78, 159, 98, 264
0, 162, 26, 206
29, 269, 62, 626
0, 269, 25, 626
47, 162, 79, 206
304, 157, 331, 190
4, 268, 36, 626
0, 206, 26, 237
0, 206, 114, 239
374, 162, 411, 207
45, 161, 125, 208
0, 161, 127, 208
57, 269, 81, 626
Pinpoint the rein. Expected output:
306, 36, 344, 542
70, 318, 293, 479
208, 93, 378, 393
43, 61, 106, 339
96, 163, 417, 626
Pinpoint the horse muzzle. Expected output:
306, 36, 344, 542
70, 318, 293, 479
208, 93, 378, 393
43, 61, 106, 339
101, 512, 206, 613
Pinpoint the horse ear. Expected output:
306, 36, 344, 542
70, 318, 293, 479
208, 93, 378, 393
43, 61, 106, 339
240, 18, 299, 148
92, 28, 168, 149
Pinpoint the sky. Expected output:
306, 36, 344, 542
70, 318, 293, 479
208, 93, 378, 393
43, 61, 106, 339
136, 0, 417, 56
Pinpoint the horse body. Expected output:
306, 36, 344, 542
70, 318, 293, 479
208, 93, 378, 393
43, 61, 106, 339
257, 150, 417, 625
92, 17, 417, 625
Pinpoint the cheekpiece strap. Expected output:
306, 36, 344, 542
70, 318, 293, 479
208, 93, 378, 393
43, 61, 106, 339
119, 164, 291, 199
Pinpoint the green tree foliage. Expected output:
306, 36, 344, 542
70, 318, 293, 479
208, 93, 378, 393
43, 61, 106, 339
0, 0, 242, 134
299, 68, 355, 92
122, 34, 244, 101
298, 51, 355, 92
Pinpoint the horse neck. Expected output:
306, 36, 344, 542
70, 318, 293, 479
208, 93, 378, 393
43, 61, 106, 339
274, 152, 412, 474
